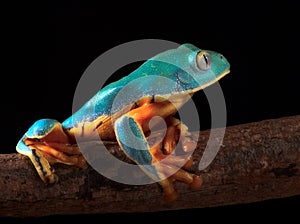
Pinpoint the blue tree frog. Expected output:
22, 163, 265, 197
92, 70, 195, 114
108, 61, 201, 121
16, 43, 230, 202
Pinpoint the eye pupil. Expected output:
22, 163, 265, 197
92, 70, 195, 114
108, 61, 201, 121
196, 51, 212, 71
203, 54, 208, 65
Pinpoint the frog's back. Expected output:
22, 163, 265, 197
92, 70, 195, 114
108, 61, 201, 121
62, 82, 124, 129
62, 43, 205, 129
62, 63, 174, 128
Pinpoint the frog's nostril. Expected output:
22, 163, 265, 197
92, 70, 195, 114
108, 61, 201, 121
220, 54, 224, 59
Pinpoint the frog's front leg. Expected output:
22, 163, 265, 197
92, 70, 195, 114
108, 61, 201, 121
16, 119, 86, 184
114, 102, 202, 202
162, 117, 198, 155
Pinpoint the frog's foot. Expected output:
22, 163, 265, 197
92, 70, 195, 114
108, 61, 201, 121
16, 119, 86, 184
158, 167, 203, 202
151, 145, 203, 202
17, 137, 58, 184
115, 115, 202, 202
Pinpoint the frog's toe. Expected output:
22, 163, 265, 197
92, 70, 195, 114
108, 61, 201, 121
159, 178, 178, 202
171, 168, 203, 190
155, 162, 202, 202
45, 171, 59, 184
156, 160, 202, 187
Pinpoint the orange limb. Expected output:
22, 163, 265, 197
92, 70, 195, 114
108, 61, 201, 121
25, 139, 86, 167
125, 101, 202, 202
162, 125, 179, 155
155, 163, 202, 202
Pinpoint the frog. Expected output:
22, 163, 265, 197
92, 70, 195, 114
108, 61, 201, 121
16, 43, 230, 202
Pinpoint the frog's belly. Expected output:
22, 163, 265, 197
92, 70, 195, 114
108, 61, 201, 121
68, 98, 184, 142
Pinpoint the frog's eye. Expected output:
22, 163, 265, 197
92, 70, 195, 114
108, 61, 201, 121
196, 51, 212, 71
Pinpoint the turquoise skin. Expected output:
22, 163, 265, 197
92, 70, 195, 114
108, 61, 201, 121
16, 43, 230, 201
63, 43, 229, 127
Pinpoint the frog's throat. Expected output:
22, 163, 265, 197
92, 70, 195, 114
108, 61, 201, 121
191, 69, 230, 93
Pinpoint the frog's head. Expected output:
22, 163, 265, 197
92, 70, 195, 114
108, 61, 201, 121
181, 43, 230, 92
151, 43, 230, 93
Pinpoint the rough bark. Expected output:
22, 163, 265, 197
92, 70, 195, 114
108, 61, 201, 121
1, 115, 300, 217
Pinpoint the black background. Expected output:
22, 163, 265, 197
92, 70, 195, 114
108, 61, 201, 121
5, 0, 300, 222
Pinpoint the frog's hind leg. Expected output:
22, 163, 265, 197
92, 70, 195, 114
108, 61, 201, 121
16, 119, 86, 184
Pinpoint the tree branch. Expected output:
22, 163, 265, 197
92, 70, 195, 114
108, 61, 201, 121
1, 115, 300, 217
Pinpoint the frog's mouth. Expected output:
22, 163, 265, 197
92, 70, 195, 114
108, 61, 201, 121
154, 69, 230, 109
190, 69, 230, 93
